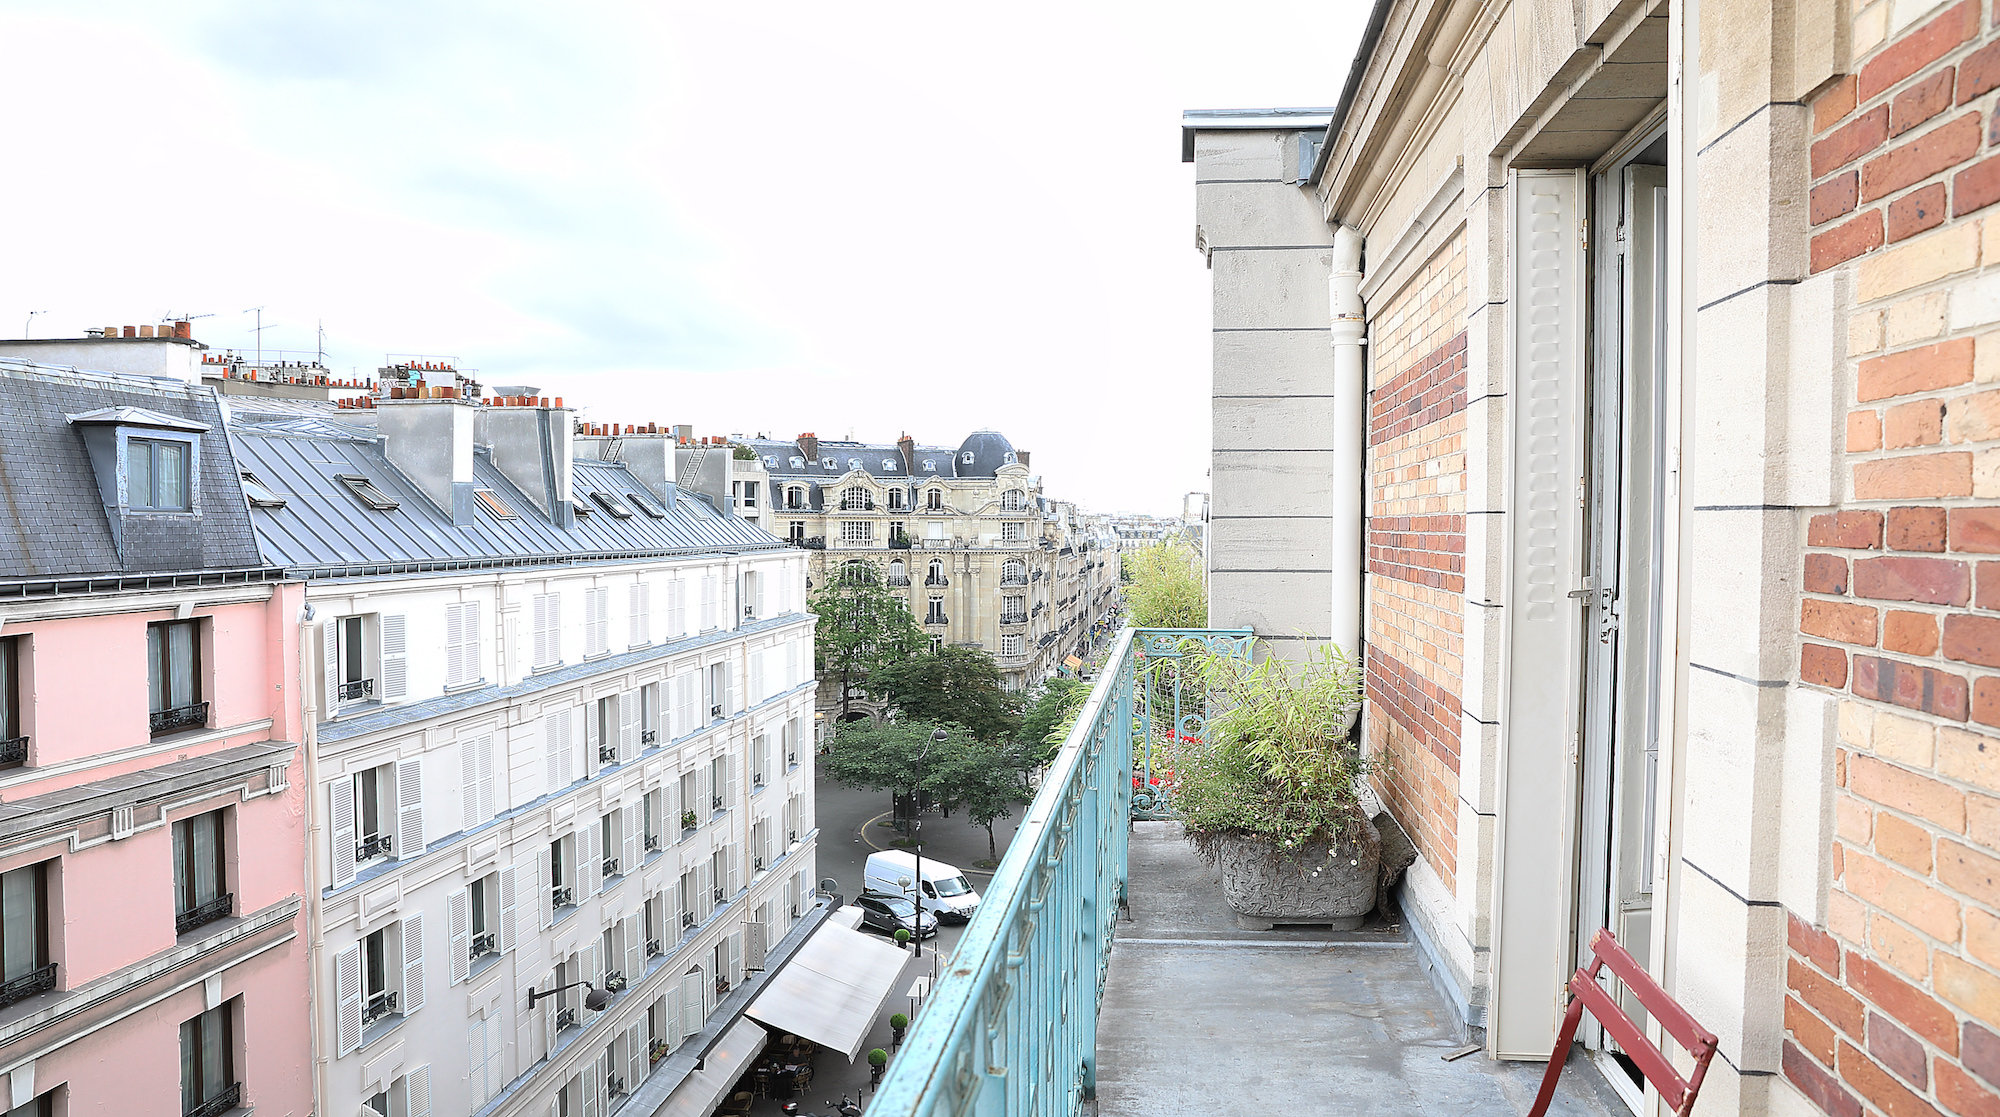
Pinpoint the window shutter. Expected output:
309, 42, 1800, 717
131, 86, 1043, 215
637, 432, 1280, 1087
749, 652, 765, 707
462, 738, 482, 833
726, 844, 740, 900
396, 758, 424, 858
477, 735, 495, 823
583, 701, 601, 781
500, 864, 520, 952
532, 595, 548, 667
726, 753, 742, 813
406, 1064, 431, 1117
546, 594, 562, 665
747, 919, 767, 972
321, 619, 340, 715
725, 931, 741, 986
622, 802, 642, 877
666, 983, 685, 1045
401, 912, 426, 1014
463, 601, 481, 684
696, 862, 712, 920
1493, 167, 1589, 1060
619, 692, 638, 764
589, 934, 606, 990
445, 604, 466, 688
628, 583, 643, 647
449, 890, 471, 985
679, 974, 701, 1037
380, 614, 408, 699
578, 824, 599, 897
542, 969, 560, 1057
622, 912, 643, 989
334, 942, 363, 1057
724, 662, 737, 716
545, 710, 566, 793
329, 777, 357, 888
581, 1054, 600, 1117
624, 1020, 646, 1097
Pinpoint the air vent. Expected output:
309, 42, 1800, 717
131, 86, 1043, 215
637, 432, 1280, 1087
335, 474, 399, 511
590, 491, 635, 519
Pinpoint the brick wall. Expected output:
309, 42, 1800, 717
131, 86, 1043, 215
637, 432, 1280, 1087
1794, 2, 2000, 1113
1365, 234, 1468, 892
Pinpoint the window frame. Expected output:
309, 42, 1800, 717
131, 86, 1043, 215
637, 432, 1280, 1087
127, 436, 194, 512
173, 809, 231, 935
0, 635, 23, 764
180, 999, 236, 1117
147, 618, 207, 736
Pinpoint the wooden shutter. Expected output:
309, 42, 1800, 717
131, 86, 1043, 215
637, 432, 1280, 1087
396, 758, 424, 858
580, 1054, 600, 1117
380, 614, 408, 699
461, 738, 483, 833
622, 913, 643, 988
321, 619, 340, 715
696, 862, 712, 921
445, 604, 466, 688
477, 735, 495, 823
334, 941, 362, 1057
726, 844, 741, 900
724, 931, 740, 986
500, 864, 520, 952
542, 969, 560, 1057
726, 753, 742, 813
747, 919, 767, 972
749, 651, 765, 707
400, 912, 426, 1014
462, 601, 481, 684
753, 570, 766, 620
329, 777, 357, 888
624, 1020, 647, 1097
622, 802, 642, 877
405, 1064, 431, 1117
679, 972, 702, 1037
628, 583, 644, 647
619, 692, 638, 764
449, 889, 471, 985
589, 934, 606, 990
546, 594, 562, 665
578, 824, 599, 897
1492, 167, 1588, 1060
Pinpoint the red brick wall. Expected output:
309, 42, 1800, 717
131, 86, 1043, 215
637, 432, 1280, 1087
1794, 3, 2000, 1113
1364, 232, 1468, 893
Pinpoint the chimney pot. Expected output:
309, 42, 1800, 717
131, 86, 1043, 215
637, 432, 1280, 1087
175, 320, 191, 338
122, 326, 137, 338
553, 397, 563, 408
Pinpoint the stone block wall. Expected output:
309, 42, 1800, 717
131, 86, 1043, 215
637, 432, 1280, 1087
1365, 234, 1469, 893
1793, 2, 2000, 1113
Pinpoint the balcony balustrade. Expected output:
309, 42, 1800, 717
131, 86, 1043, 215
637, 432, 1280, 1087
872, 628, 1251, 1116
175, 892, 234, 935
599, 743, 618, 763
470, 932, 497, 959
0, 962, 56, 1009
361, 989, 398, 1027
356, 833, 392, 861
337, 678, 375, 702
0, 735, 26, 768
184, 1082, 242, 1117
150, 701, 209, 736
999, 613, 1028, 626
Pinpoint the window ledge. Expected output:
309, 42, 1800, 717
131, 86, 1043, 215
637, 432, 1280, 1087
552, 905, 579, 926
582, 651, 614, 662
442, 678, 488, 695
360, 1014, 406, 1050
530, 662, 566, 675
469, 951, 502, 982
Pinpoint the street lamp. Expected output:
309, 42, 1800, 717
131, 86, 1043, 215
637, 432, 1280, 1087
907, 726, 946, 958
526, 979, 611, 1012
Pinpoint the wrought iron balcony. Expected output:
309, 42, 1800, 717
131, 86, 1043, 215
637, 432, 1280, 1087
924, 614, 949, 626
644, 834, 661, 852
681, 911, 696, 929
600, 743, 619, 763
470, 932, 497, 959
1000, 576, 1029, 587
646, 938, 664, 958
0, 962, 55, 1008
925, 576, 949, 587
608, 1075, 628, 1099
356, 833, 392, 861
797, 537, 826, 549
0, 736, 25, 768
642, 729, 658, 745
711, 886, 725, 905
175, 892, 233, 934
556, 1006, 578, 1030
1000, 613, 1028, 626
602, 856, 621, 877
887, 575, 912, 586
361, 989, 398, 1026
711, 793, 724, 811
150, 701, 208, 736
338, 678, 374, 702
551, 885, 574, 908
604, 971, 627, 992
184, 1081, 241, 1117
754, 856, 765, 872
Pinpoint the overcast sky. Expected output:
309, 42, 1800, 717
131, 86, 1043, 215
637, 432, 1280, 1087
0, 2, 1362, 514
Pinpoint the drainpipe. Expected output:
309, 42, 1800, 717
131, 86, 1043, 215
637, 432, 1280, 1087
297, 599, 329, 1117
1329, 224, 1366, 662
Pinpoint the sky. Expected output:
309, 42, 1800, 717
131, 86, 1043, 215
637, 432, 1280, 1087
0, 1, 1365, 515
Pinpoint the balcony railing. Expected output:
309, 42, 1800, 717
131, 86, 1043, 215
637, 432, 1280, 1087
642, 729, 658, 745
175, 892, 234, 934
356, 833, 392, 861
645, 834, 662, 853
0, 736, 24, 768
647, 937, 664, 958
887, 575, 912, 586
362, 989, 398, 1027
603, 856, 621, 877
0, 962, 56, 1008
871, 628, 1251, 1116
150, 701, 209, 736
551, 885, 574, 908
599, 743, 618, 763
184, 1081, 241, 1117
556, 1006, 578, 1030
338, 678, 375, 702
999, 613, 1028, 626
924, 615, 949, 626
925, 576, 949, 587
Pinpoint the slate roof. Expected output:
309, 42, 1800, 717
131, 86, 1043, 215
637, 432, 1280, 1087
0, 361, 267, 581
744, 430, 1023, 483
229, 410, 785, 577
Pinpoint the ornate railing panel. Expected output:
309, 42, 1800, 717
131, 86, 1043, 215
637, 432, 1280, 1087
870, 627, 1250, 1117
1130, 628, 1254, 820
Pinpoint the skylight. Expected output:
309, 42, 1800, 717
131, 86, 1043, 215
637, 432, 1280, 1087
625, 489, 667, 518
335, 474, 398, 511
590, 490, 635, 518
475, 489, 518, 520
240, 471, 286, 509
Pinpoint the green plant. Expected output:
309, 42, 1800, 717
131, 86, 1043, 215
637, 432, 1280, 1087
731, 444, 756, 460
893, 928, 911, 944
1121, 540, 1206, 628
890, 1013, 909, 1029
868, 1048, 889, 1067
680, 810, 698, 830
1167, 640, 1367, 858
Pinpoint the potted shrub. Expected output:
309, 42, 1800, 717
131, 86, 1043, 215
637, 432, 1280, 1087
893, 928, 911, 950
680, 809, 699, 831
868, 1048, 889, 1087
890, 1012, 909, 1049
1168, 641, 1378, 930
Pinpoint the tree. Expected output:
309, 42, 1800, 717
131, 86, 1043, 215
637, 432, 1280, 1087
1017, 677, 1087, 766
822, 721, 1032, 862
820, 720, 938, 802
928, 735, 1033, 861
1121, 539, 1206, 628
810, 561, 924, 720
873, 645, 1021, 744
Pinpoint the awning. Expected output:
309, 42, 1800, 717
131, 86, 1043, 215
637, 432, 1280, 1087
745, 920, 913, 1061
652, 1018, 767, 1117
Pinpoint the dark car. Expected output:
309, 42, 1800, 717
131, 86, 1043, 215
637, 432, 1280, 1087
853, 892, 937, 939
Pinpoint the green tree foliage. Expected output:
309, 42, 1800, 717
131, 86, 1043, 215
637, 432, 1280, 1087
1121, 540, 1207, 628
873, 645, 1021, 744
1017, 677, 1088, 765
820, 719, 939, 801
810, 561, 924, 719
822, 721, 1032, 861
929, 734, 1033, 860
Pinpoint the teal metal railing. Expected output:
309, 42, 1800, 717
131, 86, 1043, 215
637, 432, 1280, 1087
869, 627, 1252, 1117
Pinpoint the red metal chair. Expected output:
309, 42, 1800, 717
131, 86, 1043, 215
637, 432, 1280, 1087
1526, 928, 1719, 1117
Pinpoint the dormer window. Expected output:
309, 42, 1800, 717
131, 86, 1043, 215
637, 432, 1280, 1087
922, 460, 936, 471
882, 458, 897, 470
336, 474, 399, 511
848, 457, 862, 470
764, 456, 779, 466
129, 439, 192, 511
474, 489, 518, 519
961, 451, 975, 464
1002, 452, 1017, 464
790, 457, 805, 468
821, 457, 837, 469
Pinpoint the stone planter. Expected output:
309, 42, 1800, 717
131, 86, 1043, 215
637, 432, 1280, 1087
1207, 819, 1381, 931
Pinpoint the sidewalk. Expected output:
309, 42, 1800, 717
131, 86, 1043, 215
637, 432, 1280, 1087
1093, 823, 1628, 1117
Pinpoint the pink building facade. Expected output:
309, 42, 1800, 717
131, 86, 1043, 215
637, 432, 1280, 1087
0, 360, 312, 1117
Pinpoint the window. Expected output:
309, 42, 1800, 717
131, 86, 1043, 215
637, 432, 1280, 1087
148, 619, 205, 735
335, 473, 399, 511
922, 459, 936, 472
1002, 595, 1026, 624
840, 560, 874, 584
820, 457, 837, 469
887, 559, 907, 585
465, 874, 501, 967
643, 790, 662, 855
841, 520, 873, 545
1000, 489, 1026, 511
173, 811, 230, 934
888, 488, 906, 510
355, 766, 392, 863
550, 837, 574, 910
841, 487, 872, 511
363, 925, 398, 1026
475, 489, 518, 519
590, 491, 635, 518
0, 636, 22, 766
926, 488, 943, 511
787, 521, 806, 544
601, 811, 622, 878
626, 488, 667, 518
679, 772, 699, 836
0, 862, 51, 1008
785, 486, 805, 510
789, 456, 804, 468
750, 735, 769, 791
926, 596, 946, 625
738, 482, 758, 509
709, 757, 728, 815
239, 471, 285, 508
930, 635, 943, 653
847, 457, 862, 470
1002, 560, 1027, 586
707, 663, 728, 720
180, 1001, 235, 1117
962, 451, 975, 464
129, 438, 192, 511
1001, 635, 1024, 657
1003, 521, 1025, 542
926, 559, 947, 586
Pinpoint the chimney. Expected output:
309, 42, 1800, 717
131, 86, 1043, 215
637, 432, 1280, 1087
675, 441, 732, 517
585, 429, 679, 510
377, 396, 478, 525
897, 433, 915, 474
475, 401, 576, 527
797, 432, 818, 463
174, 320, 192, 339
1016, 449, 1031, 469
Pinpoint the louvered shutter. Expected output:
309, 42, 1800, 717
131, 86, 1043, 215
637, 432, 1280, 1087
401, 912, 426, 1013
545, 711, 563, 793
329, 777, 357, 888
380, 614, 408, 699
545, 594, 562, 665
622, 913, 643, 988
462, 601, 481, 685
697, 862, 712, 920
462, 739, 483, 833
321, 619, 340, 715
406, 1064, 431, 1117
578, 824, 599, 897
395, 758, 424, 858
625, 1020, 647, 1095
477, 735, 495, 822
723, 661, 737, 716
622, 802, 642, 876
589, 935, 606, 991
542, 970, 560, 1057
446, 604, 466, 688
334, 942, 362, 1057
533, 854, 552, 929
749, 651, 765, 707
753, 572, 766, 620
628, 583, 643, 647
726, 753, 741, 813
727, 931, 741, 986
747, 919, 767, 972
500, 864, 520, 952
726, 844, 741, 900
532, 595, 549, 667
1493, 168, 1588, 1060
618, 692, 637, 764
680, 973, 702, 1036
583, 701, 600, 781
449, 890, 471, 985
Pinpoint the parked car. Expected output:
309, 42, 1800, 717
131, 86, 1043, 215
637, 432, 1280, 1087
852, 891, 937, 939
865, 850, 981, 923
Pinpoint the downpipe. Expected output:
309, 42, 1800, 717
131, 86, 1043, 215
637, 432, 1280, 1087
1329, 224, 1366, 671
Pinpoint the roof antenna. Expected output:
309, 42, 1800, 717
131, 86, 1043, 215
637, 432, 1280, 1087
244, 306, 271, 369
317, 319, 326, 366
22, 310, 45, 339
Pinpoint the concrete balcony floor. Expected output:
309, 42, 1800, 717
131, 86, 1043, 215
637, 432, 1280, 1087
1094, 824, 1628, 1117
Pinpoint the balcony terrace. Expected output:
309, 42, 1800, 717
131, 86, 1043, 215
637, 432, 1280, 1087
871, 629, 1622, 1117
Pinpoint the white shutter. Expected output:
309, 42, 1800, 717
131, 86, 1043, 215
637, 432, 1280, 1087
532, 595, 549, 667
462, 738, 482, 833
401, 912, 426, 1014
406, 1064, 431, 1117
726, 844, 740, 900
589, 934, 606, 990
500, 864, 520, 952
334, 941, 362, 1057
619, 692, 638, 764
395, 757, 424, 858
321, 619, 340, 715
542, 969, 560, 1056
679, 974, 702, 1037
545, 594, 563, 665
380, 614, 408, 699
1493, 167, 1588, 1060
749, 652, 765, 707
581, 1055, 600, 1117
622, 913, 643, 988
697, 862, 713, 920
578, 824, 599, 897
724, 931, 740, 986
445, 604, 466, 688
622, 802, 642, 877
723, 661, 737, 716
533, 854, 552, 929
584, 701, 601, 781
747, 919, 767, 972
462, 601, 481, 684
545, 711, 563, 793
477, 735, 495, 822
753, 570, 766, 619
329, 777, 357, 888
625, 1020, 647, 1096
726, 753, 741, 813
449, 889, 471, 985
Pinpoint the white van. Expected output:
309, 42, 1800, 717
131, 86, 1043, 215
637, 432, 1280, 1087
864, 850, 981, 923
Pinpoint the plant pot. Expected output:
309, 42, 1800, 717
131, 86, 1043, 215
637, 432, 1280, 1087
1208, 818, 1381, 931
